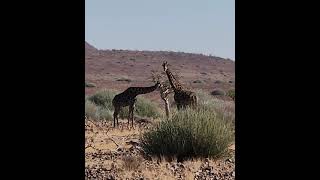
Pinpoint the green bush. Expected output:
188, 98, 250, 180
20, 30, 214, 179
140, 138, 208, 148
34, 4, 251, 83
86, 89, 161, 120
141, 107, 233, 160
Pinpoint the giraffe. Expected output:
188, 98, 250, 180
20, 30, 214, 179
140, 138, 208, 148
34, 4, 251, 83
112, 81, 161, 128
162, 61, 197, 110
158, 83, 174, 120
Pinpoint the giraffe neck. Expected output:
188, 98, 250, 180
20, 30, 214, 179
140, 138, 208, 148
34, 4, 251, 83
165, 69, 182, 92
134, 84, 158, 96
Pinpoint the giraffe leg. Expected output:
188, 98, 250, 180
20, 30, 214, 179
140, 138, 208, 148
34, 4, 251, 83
131, 103, 135, 129
113, 107, 119, 128
117, 108, 121, 127
129, 104, 134, 129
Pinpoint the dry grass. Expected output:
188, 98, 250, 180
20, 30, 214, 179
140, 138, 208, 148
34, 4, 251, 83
122, 155, 142, 171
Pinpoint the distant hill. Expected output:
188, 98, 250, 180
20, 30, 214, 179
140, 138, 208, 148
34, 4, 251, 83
85, 41, 235, 102
85, 41, 99, 56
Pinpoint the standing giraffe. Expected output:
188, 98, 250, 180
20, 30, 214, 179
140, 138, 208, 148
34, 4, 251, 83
162, 61, 197, 110
112, 81, 161, 128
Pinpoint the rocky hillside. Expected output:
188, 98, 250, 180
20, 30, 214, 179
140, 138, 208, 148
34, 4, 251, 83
85, 41, 235, 103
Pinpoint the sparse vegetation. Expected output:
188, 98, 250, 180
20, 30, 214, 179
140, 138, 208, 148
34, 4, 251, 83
86, 89, 161, 121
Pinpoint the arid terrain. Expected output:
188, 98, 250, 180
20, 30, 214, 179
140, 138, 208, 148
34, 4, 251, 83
85, 120, 235, 180
85, 41, 235, 180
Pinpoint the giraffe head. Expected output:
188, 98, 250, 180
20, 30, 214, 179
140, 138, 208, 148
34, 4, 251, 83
162, 61, 168, 72
155, 81, 162, 91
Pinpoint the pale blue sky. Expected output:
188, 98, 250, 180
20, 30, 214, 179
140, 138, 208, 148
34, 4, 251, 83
85, 0, 234, 60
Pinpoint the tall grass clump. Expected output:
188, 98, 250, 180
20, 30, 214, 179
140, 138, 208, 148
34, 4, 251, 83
87, 89, 117, 110
85, 100, 100, 120
141, 107, 234, 160
195, 89, 235, 126
85, 99, 113, 121
135, 97, 161, 119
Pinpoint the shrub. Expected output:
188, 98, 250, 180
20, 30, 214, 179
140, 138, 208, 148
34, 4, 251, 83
211, 89, 225, 96
135, 98, 161, 119
116, 78, 132, 82
141, 107, 233, 160
193, 80, 202, 83
87, 90, 117, 110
